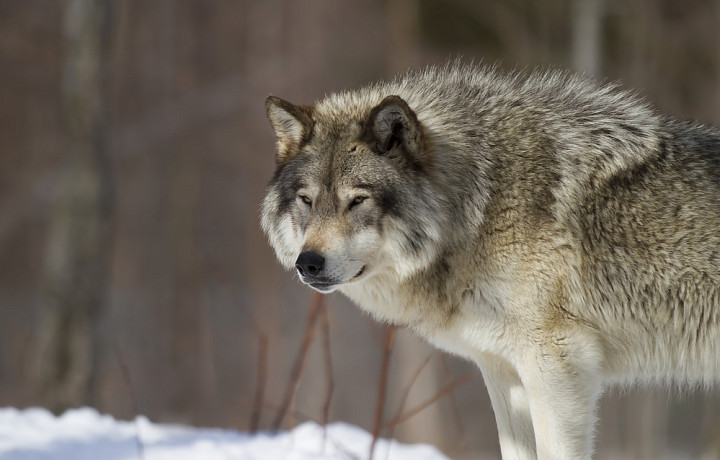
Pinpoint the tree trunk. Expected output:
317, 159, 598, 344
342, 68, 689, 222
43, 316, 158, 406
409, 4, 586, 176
33, 0, 114, 412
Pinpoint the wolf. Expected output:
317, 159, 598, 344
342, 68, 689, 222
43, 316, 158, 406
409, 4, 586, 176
261, 63, 720, 460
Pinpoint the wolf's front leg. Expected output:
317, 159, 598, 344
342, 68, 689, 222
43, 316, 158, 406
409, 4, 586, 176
478, 356, 537, 460
519, 334, 604, 460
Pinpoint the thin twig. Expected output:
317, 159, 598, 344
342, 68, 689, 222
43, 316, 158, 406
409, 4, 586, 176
249, 333, 268, 433
384, 372, 476, 429
369, 327, 396, 460
260, 399, 356, 459
440, 354, 467, 448
271, 292, 324, 431
319, 297, 334, 446
384, 349, 437, 460
248, 398, 317, 426
113, 341, 145, 460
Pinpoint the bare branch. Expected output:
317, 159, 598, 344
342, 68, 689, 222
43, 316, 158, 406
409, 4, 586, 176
271, 292, 324, 431
319, 299, 334, 444
369, 327, 396, 460
384, 350, 436, 460
384, 372, 475, 429
440, 354, 467, 448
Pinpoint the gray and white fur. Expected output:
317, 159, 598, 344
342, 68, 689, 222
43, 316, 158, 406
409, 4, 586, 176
261, 63, 720, 460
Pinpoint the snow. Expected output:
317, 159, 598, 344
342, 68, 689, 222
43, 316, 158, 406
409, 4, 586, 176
0, 407, 449, 460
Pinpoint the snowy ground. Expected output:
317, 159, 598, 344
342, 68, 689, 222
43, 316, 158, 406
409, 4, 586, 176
0, 407, 449, 460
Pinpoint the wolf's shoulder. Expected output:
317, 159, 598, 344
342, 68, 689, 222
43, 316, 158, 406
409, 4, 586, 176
319, 63, 655, 129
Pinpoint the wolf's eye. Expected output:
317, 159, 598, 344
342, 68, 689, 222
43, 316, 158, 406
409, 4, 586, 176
349, 195, 367, 210
298, 195, 312, 207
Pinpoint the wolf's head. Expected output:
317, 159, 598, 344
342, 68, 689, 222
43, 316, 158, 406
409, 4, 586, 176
261, 93, 448, 293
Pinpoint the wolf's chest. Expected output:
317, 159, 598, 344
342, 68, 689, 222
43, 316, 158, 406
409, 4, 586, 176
423, 303, 513, 363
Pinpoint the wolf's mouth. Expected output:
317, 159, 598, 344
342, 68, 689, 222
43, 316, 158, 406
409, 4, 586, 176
302, 266, 367, 293
308, 282, 338, 294
352, 266, 366, 279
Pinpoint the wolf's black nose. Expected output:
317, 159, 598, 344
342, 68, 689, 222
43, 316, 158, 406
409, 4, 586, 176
295, 251, 325, 277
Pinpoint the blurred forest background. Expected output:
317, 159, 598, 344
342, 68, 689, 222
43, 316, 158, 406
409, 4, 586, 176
2, 0, 720, 458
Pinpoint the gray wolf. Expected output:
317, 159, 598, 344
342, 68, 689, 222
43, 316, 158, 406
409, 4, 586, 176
261, 63, 720, 459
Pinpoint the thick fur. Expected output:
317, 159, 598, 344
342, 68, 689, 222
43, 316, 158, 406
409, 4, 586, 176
261, 63, 720, 460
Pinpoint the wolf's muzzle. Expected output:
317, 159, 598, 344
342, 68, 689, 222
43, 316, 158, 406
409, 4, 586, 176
295, 251, 337, 292
295, 251, 325, 278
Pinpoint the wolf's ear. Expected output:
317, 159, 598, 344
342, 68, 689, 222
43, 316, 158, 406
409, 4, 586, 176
266, 96, 314, 162
364, 95, 425, 164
